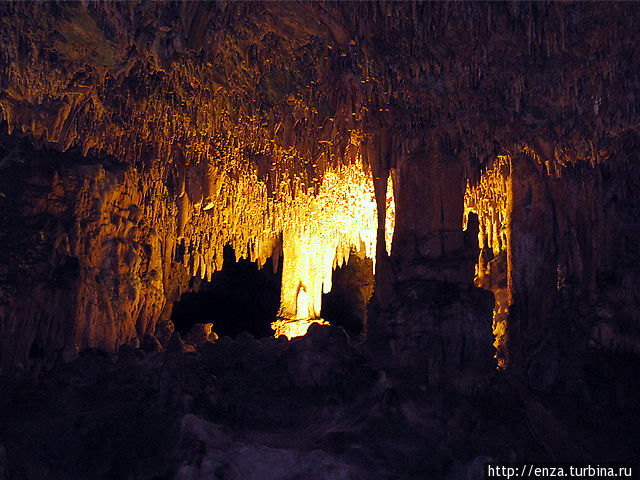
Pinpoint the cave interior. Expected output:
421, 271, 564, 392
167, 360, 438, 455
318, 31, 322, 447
0, 2, 639, 479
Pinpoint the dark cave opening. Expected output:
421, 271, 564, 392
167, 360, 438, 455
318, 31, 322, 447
321, 249, 375, 340
171, 245, 282, 339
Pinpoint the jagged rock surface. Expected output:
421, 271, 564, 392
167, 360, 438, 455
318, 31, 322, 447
0, 326, 637, 480
464, 133, 640, 392
1, 3, 640, 474
2, 1, 640, 380
368, 279, 495, 394
0, 133, 383, 369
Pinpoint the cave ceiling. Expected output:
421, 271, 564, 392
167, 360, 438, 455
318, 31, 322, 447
1, 1, 638, 181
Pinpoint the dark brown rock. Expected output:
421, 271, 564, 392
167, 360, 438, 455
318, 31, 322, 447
159, 332, 184, 411
140, 334, 163, 354
368, 280, 495, 394
185, 323, 214, 346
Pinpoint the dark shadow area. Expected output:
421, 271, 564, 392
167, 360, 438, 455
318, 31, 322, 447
321, 249, 374, 340
171, 245, 282, 338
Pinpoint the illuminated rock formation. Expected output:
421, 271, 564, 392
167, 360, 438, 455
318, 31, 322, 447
2, 3, 640, 477
0, 132, 395, 365
366, 139, 495, 393
1, 0, 640, 392
463, 137, 640, 387
274, 161, 394, 338
464, 155, 511, 369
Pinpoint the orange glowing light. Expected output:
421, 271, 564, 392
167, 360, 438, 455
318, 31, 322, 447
464, 155, 510, 369
271, 318, 329, 339
272, 161, 395, 339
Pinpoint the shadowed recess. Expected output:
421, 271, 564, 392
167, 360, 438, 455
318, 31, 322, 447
321, 248, 374, 340
171, 245, 282, 339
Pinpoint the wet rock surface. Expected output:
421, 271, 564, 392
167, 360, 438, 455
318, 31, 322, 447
0, 325, 638, 480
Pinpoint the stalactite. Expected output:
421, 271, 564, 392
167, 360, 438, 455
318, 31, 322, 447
1, 0, 640, 362
272, 157, 395, 338
464, 155, 511, 369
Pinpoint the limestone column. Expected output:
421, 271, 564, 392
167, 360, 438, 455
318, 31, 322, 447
507, 151, 561, 389
390, 134, 472, 283
367, 134, 494, 393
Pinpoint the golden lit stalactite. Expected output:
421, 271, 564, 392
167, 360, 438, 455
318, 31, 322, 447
384, 172, 395, 256
272, 161, 395, 339
278, 229, 333, 320
0, 2, 412, 343
156, 127, 394, 341
464, 155, 511, 369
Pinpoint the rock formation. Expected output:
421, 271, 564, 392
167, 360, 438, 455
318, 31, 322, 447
1, 1, 640, 477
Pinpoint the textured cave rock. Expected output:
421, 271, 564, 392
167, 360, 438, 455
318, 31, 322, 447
2, 2, 640, 476
321, 248, 374, 339
390, 135, 467, 269
365, 140, 488, 392
464, 156, 511, 368
2, 325, 636, 479
0, 137, 189, 370
369, 279, 495, 394
462, 134, 640, 396
507, 133, 640, 392
2, 1, 640, 379
175, 414, 368, 480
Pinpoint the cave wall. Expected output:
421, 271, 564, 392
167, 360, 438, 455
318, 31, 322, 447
374, 127, 640, 392
390, 135, 471, 279
464, 133, 640, 392
0, 141, 190, 370
367, 137, 492, 393
508, 134, 640, 391
464, 155, 511, 368
0, 136, 389, 369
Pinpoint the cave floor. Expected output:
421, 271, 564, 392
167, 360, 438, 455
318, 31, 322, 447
0, 326, 637, 480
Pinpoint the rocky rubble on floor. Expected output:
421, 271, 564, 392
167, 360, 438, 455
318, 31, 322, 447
174, 414, 368, 480
0, 326, 638, 480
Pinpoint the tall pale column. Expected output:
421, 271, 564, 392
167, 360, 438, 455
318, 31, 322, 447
271, 162, 394, 339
